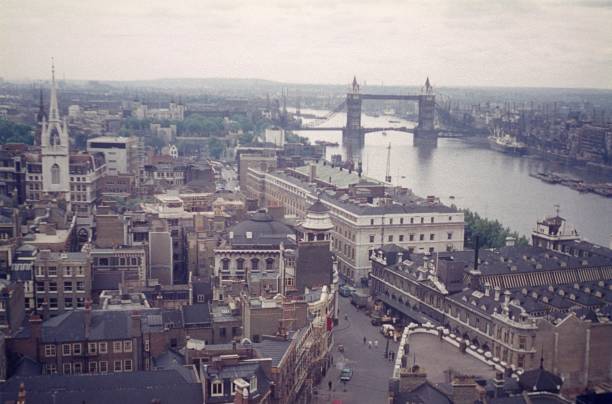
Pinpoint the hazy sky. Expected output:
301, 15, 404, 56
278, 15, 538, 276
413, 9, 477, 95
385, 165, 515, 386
2, 0, 611, 88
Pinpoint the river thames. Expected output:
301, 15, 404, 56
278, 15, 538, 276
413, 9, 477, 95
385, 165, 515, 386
295, 110, 612, 247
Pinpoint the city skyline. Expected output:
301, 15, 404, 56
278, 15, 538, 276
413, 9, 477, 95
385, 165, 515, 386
2, 0, 612, 89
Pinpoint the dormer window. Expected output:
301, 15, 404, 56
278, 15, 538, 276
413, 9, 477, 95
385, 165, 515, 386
211, 379, 223, 396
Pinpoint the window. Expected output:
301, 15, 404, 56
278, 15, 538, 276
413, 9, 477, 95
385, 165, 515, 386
51, 163, 61, 184
419, 234, 424, 241
76, 266, 84, 276
250, 375, 258, 392
88, 361, 98, 373
447, 232, 453, 240
231, 380, 237, 395
211, 380, 223, 396
388, 235, 393, 242
430, 217, 434, 223
44, 344, 56, 358
73, 362, 83, 374
76, 282, 84, 291
36, 282, 45, 293
370, 219, 374, 225
197, 294, 205, 303
45, 363, 57, 374
123, 340, 132, 352
49, 297, 58, 309
113, 341, 123, 353
124, 359, 133, 372
369, 235, 375, 243
62, 344, 72, 356
429, 247, 434, 253
72, 343, 82, 355
99, 361, 108, 373
219, 328, 226, 337
64, 281, 72, 292
420, 217, 424, 224
409, 234, 414, 241
48, 266, 57, 276
236, 258, 244, 270
265, 258, 274, 270
222, 259, 230, 271
64, 267, 72, 276
399, 235, 404, 242
400, 218, 404, 224
389, 218, 393, 225
519, 336, 527, 350
430, 234, 435, 241
410, 218, 414, 224
99, 342, 108, 354
113, 360, 122, 372
144, 339, 150, 352
63, 362, 72, 374
251, 258, 259, 271
88, 342, 97, 354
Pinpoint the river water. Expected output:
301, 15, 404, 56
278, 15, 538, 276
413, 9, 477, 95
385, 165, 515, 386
294, 109, 612, 247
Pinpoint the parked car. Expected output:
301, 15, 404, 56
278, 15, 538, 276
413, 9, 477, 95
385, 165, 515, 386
340, 368, 353, 382
380, 324, 395, 337
339, 285, 355, 297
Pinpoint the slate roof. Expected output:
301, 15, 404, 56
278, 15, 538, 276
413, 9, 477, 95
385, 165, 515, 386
0, 368, 202, 404
228, 211, 295, 247
253, 338, 292, 366
393, 381, 452, 404
182, 303, 211, 326
41, 309, 155, 343
204, 363, 271, 404
518, 362, 563, 394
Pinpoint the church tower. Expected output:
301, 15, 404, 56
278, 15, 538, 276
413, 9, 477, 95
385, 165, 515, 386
41, 62, 70, 200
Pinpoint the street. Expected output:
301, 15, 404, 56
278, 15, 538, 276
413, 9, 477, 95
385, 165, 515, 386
315, 295, 399, 404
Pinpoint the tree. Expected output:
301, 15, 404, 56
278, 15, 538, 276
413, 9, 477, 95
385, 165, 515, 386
462, 208, 529, 249
208, 137, 225, 159
0, 119, 33, 144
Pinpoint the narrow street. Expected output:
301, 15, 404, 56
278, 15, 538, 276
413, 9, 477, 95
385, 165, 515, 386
315, 295, 399, 404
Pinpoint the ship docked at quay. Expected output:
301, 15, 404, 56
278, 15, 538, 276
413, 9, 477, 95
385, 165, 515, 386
488, 128, 528, 155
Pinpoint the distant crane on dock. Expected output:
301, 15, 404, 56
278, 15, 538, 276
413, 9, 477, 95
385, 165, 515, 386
385, 142, 392, 183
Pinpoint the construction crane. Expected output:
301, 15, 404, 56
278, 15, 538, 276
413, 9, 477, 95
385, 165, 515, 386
385, 142, 392, 183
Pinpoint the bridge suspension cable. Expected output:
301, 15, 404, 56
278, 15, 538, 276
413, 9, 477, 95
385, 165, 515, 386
302, 99, 347, 128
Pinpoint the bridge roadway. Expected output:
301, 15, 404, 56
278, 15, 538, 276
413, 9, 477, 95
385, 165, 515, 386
296, 126, 468, 138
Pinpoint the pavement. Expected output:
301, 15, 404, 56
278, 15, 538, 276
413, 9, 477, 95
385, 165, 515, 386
314, 296, 399, 404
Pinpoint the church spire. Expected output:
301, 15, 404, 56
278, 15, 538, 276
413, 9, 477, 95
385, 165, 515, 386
49, 59, 60, 122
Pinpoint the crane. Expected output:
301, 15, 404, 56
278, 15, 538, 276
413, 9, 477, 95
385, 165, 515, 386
385, 142, 392, 183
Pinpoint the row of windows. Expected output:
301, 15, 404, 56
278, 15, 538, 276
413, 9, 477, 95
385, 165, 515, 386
368, 233, 452, 243
45, 359, 133, 375
35, 266, 86, 277
220, 257, 274, 271
36, 281, 86, 293
369, 216, 452, 225
95, 256, 141, 266
44, 340, 132, 357
37, 296, 85, 309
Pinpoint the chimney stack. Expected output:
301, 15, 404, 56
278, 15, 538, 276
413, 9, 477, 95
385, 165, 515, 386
309, 163, 316, 183
494, 286, 501, 301
451, 375, 478, 404
399, 365, 427, 394
473, 235, 480, 272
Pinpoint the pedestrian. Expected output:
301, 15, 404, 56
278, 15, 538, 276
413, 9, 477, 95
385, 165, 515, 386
328, 380, 332, 391
363, 336, 367, 344
368, 340, 372, 349
374, 340, 379, 348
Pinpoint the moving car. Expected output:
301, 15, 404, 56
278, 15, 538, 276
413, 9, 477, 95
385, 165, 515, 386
339, 285, 355, 297
340, 368, 353, 382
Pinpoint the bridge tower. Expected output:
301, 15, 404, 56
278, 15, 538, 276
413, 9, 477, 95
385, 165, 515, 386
414, 77, 438, 146
344, 76, 364, 157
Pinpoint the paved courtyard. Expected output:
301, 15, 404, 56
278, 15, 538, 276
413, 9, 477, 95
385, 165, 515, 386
407, 333, 497, 383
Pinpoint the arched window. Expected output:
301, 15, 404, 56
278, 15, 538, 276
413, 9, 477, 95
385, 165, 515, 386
251, 258, 259, 271
50, 127, 60, 146
265, 258, 274, 270
236, 258, 244, 271
221, 258, 230, 271
51, 163, 60, 184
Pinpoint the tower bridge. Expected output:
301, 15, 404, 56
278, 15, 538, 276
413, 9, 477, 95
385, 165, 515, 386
301, 77, 440, 147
